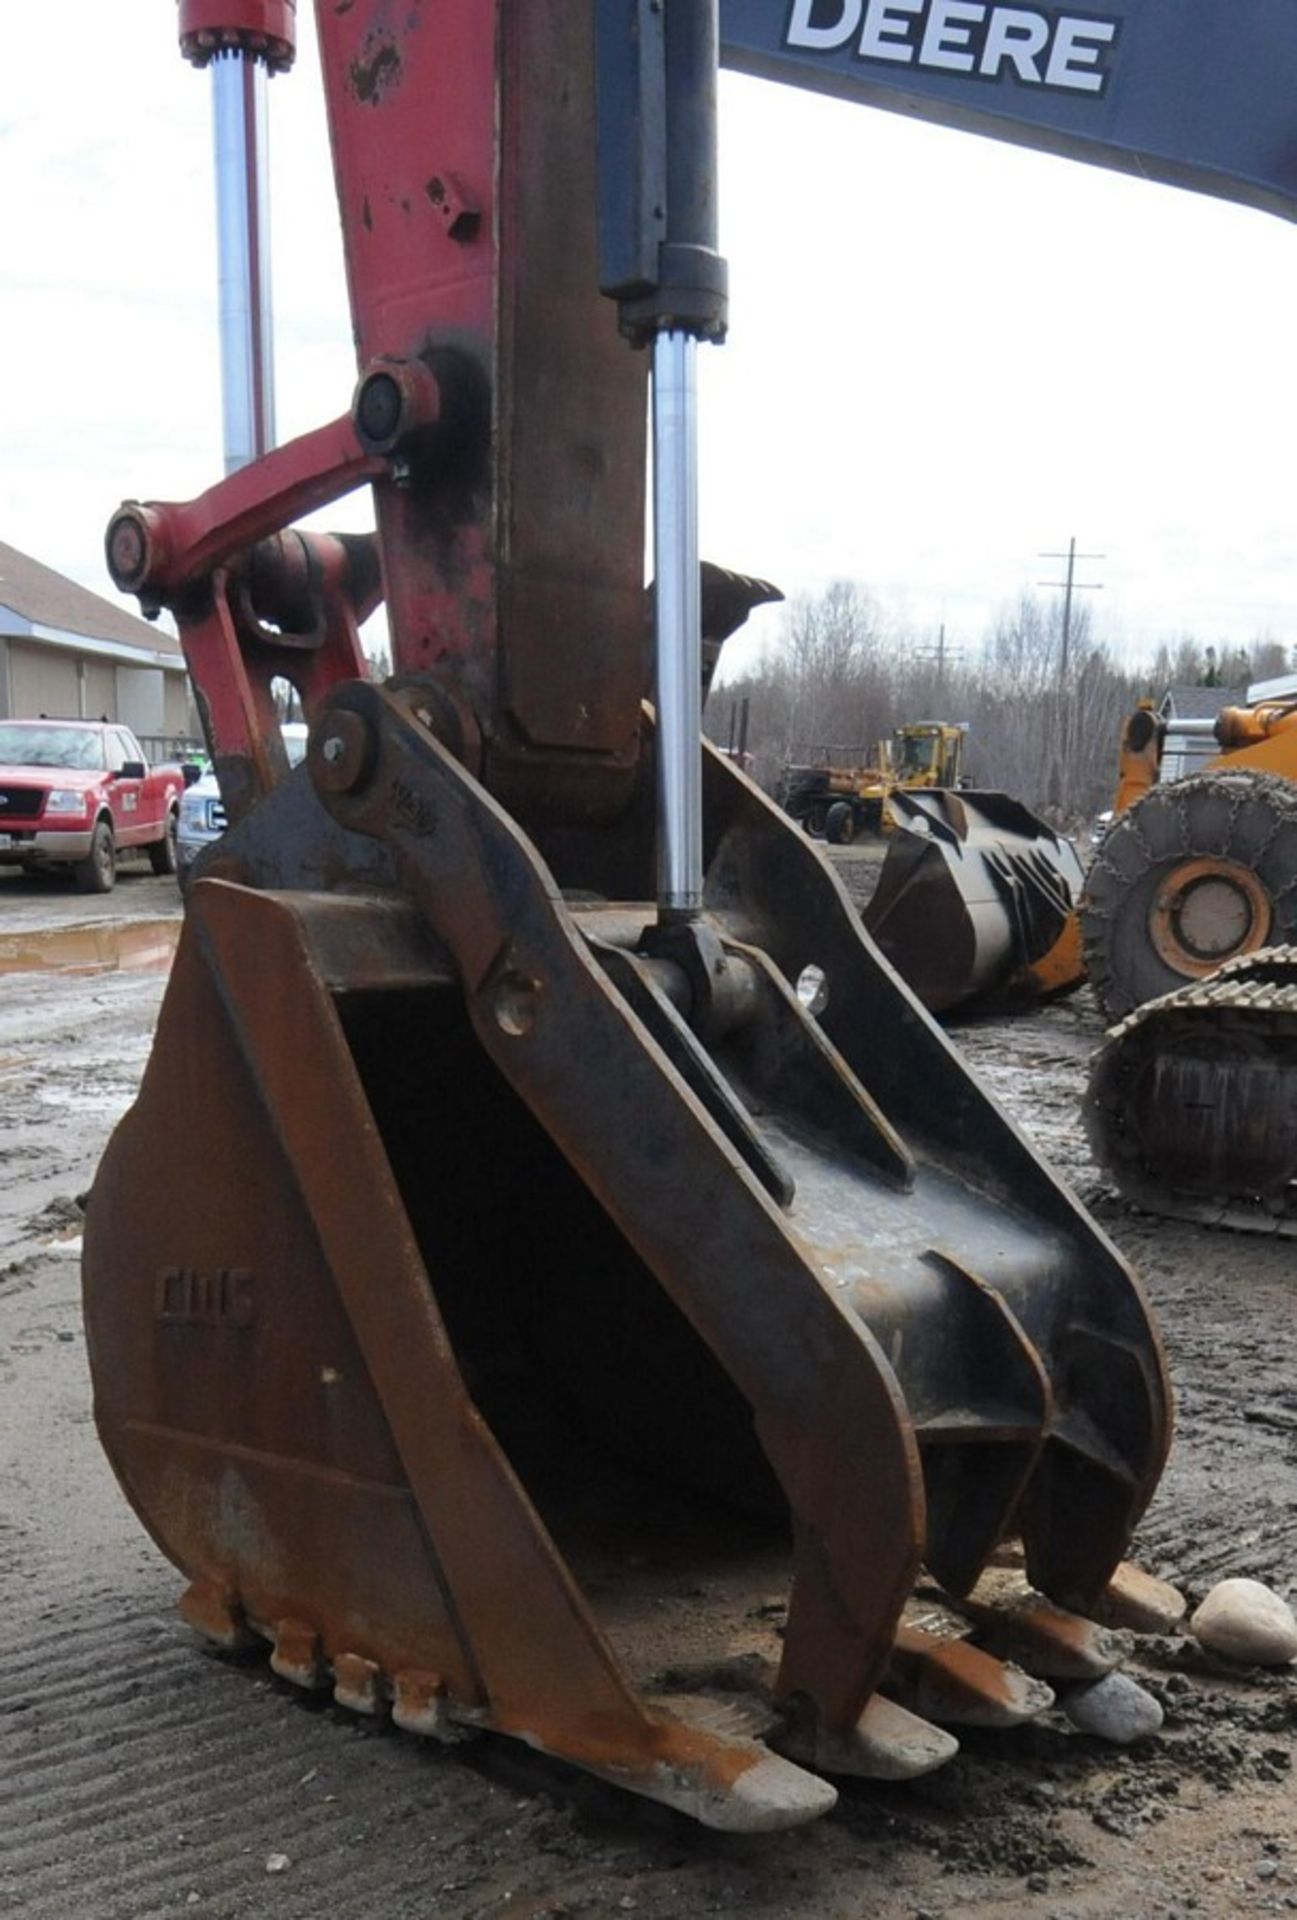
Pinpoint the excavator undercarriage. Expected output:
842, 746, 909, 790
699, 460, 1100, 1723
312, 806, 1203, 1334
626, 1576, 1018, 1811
1087, 944, 1297, 1235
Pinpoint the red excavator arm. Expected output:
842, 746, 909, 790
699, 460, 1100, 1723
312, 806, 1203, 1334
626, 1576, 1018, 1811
119, 0, 1297, 822
81, 0, 1255, 1830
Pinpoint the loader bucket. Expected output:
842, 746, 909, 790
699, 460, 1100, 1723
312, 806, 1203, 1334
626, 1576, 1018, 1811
82, 690, 1168, 1830
863, 789, 1086, 1014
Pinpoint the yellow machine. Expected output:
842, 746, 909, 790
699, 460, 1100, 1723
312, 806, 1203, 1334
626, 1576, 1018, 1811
782, 722, 967, 843
892, 722, 967, 791
1084, 686, 1297, 1018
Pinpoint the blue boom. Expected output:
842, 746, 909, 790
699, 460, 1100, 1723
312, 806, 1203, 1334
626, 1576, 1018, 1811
719, 0, 1297, 225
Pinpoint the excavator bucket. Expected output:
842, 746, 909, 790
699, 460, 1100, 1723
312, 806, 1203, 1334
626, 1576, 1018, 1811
863, 790, 1086, 1014
83, 0, 1169, 1835
83, 695, 1170, 1829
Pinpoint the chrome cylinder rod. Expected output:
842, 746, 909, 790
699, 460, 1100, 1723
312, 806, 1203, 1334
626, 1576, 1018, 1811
652, 329, 704, 918
212, 51, 276, 473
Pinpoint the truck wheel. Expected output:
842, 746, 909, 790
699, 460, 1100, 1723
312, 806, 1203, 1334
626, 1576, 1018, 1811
1081, 770, 1297, 1019
826, 801, 857, 845
803, 804, 829, 839
74, 820, 116, 894
149, 808, 179, 876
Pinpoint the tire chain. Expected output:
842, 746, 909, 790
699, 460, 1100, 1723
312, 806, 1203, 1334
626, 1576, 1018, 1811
1085, 943, 1297, 1236
1081, 769, 1297, 1019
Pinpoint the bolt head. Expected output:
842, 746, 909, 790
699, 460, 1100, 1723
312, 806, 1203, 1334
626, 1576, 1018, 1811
106, 511, 148, 589
355, 371, 403, 451
309, 709, 375, 796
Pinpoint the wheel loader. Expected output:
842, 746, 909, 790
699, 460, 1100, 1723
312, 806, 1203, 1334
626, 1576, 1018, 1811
84, 0, 1297, 1835
1083, 685, 1297, 1021
781, 721, 966, 843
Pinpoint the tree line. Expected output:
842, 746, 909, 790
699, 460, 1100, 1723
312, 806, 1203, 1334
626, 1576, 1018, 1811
705, 581, 1294, 825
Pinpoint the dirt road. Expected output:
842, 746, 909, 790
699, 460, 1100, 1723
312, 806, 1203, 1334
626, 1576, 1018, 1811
2, 863, 1294, 1920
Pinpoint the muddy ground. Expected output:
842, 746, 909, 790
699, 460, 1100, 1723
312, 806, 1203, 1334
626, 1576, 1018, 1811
2, 855, 1294, 1920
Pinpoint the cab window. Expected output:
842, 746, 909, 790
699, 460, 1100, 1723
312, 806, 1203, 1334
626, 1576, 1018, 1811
109, 730, 137, 773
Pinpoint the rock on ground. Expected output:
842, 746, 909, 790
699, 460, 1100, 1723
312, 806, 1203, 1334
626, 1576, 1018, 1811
1190, 1578, 1297, 1666
1063, 1671, 1165, 1744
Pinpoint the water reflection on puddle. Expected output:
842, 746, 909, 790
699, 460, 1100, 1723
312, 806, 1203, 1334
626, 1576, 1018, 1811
0, 919, 180, 978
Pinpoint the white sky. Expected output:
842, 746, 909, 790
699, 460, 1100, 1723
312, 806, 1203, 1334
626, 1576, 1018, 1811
3, 5, 1296, 678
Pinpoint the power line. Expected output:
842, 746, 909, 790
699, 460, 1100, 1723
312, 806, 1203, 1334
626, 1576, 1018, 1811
1039, 535, 1104, 678
909, 623, 965, 697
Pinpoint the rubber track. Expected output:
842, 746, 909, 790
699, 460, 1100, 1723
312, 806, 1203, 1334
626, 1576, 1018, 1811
1085, 943, 1297, 1235
1082, 769, 1297, 1020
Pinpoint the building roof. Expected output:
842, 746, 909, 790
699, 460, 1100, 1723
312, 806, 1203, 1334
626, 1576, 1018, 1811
0, 538, 184, 660
1159, 683, 1245, 719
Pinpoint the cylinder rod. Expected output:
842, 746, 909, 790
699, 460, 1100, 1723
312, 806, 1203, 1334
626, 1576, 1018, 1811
212, 51, 276, 473
652, 329, 703, 918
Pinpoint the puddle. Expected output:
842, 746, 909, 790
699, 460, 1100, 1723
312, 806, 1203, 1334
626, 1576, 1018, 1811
0, 919, 180, 978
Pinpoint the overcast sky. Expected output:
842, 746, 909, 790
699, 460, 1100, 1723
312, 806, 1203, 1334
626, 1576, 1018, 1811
3, 5, 1296, 680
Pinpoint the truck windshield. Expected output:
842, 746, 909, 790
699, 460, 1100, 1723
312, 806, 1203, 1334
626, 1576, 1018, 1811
0, 724, 104, 770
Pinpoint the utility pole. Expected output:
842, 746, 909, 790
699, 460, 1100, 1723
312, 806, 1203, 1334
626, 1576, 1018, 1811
911, 624, 965, 701
1039, 536, 1104, 681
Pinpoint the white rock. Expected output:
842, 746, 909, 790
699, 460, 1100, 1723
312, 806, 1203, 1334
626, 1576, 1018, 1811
1190, 1579, 1297, 1666
1063, 1671, 1164, 1744
264, 1853, 292, 1876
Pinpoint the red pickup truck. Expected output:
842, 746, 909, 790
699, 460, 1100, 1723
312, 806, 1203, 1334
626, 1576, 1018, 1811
0, 718, 186, 893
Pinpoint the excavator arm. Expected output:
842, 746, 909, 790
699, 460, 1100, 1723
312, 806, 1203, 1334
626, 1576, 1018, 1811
719, 0, 1297, 226
84, 0, 1297, 1829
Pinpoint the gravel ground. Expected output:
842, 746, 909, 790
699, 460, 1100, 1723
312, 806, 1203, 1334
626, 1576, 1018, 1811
1, 856, 1294, 1920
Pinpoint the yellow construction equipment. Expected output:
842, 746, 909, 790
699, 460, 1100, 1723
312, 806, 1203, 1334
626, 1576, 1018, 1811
1084, 683, 1297, 1019
1087, 683, 1297, 1229
781, 722, 967, 843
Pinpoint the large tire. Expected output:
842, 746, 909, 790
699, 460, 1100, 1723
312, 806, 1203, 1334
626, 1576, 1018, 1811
149, 807, 179, 876
803, 804, 829, 840
1081, 770, 1297, 1019
825, 800, 858, 845
73, 819, 116, 895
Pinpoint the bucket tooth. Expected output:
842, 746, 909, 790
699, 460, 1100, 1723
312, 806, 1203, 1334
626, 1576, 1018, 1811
777, 1693, 959, 1781
334, 1652, 388, 1715
955, 1569, 1123, 1681
270, 1619, 330, 1690
179, 1579, 258, 1652
889, 1622, 1055, 1728
1095, 1561, 1187, 1636
695, 1750, 839, 1833
585, 1734, 839, 1833
391, 1670, 472, 1743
